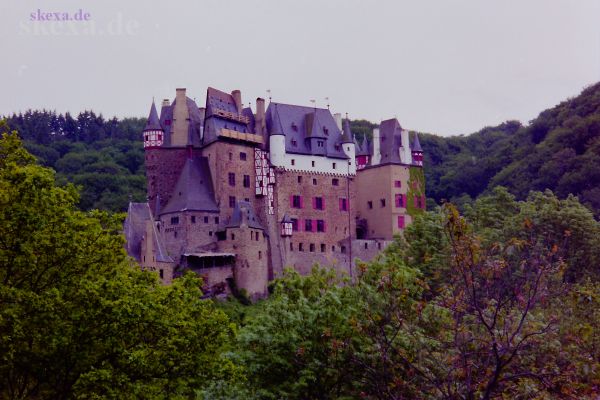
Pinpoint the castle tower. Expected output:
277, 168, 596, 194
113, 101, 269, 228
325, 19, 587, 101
218, 201, 269, 299
341, 118, 356, 174
355, 118, 425, 239
411, 132, 423, 167
143, 100, 164, 149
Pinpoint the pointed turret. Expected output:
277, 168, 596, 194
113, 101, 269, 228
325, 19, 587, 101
411, 132, 424, 166
143, 100, 164, 148
268, 104, 286, 167
341, 118, 353, 143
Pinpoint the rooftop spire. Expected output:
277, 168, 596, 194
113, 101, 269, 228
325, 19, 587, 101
411, 132, 423, 152
144, 100, 162, 131
341, 116, 353, 143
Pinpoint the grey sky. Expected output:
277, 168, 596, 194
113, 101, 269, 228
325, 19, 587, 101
0, 0, 598, 136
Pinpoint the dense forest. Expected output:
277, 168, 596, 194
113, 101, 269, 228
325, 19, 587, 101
1, 127, 598, 399
3, 82, 600, 216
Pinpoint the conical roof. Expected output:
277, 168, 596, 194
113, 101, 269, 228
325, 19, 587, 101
144, 101, 162, 131
341, 118, 353, 143
161, 157, 218, 215
411, 132, 423, 152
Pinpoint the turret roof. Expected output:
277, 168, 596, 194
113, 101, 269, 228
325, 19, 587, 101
144, 101, 162, 131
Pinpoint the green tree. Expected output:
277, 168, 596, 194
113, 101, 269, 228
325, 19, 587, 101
0, 129, 239, 399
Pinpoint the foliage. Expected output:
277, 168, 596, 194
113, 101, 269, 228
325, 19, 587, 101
0, 130, 238, 399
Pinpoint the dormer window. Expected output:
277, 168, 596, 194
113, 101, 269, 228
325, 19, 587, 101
317, 141, 324, 147
291, 122, 298, 131
291, 139, 298, 147
334, 144, 340, 151
323, 127, 329, 135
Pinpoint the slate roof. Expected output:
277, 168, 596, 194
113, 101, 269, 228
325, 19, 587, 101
265, 102, 349, 159
157, 96, 203, 147
144, 101, 162, 131
124, 202, 173, 263
411, 132, 423, 152
379, 118, 403, 164
160, 156, 219, 215
225, 200, 264, 230
356, 135, 370, 156
341, 118, 353, 143
202, 87, 256, 145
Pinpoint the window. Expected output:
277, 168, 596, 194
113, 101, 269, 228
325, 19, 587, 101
290, 242, 294, 251
320, 243, 326, 252
394, 180, 402, 188
314, 197, 324, 210
204, 216, 209, 223
311, 161, 315, 167
243, 174, 250, 188
299, 243, 304, 252
291, 159, 296, 166
228, 173, 235, 186
341, 245, 347, 254
309, 243, 315, 252
165, 119, 171, 126
171, 216, 179, 225
292, 123, 298, 131
231, 233, 235, 240
332, 245, 336, 252
312, 178, 317, 185
368, 201, 373, 209
228, 152, 233, 161
292, 139, 298, 147
304, 219, 313, 232
159, 269, 164, 279
380, 199, 386, 208
291, 195, 303, 209
258, 251, 262, 260
316, 219, 325, 232
215, 217, 219, 224
333, 162, 338, 170
255, 231, 259, 241
339, 198, 348, 211
335, 144, 340, 151
323, 127, 329, 135
397, 215, 405, 229
250, 231, 254, 240
395, 194, 404, 208
365, 243, 368, 249
332, 178, 340, 186
298, 176, 302, 183
209, 231, 213, 236
240, 152, 247, 161
229, 196, 236, 208
191, 216, 196, 223
291, 218, 299, 231
317, 141, 324, 147
174, 231, 178, 238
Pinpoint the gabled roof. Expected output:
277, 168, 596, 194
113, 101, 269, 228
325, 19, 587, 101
265, 102, 348, 159
161, 156, 219, 215
124, 202, 173, 263
203, 87, 255, 145
411, 132, 423, 152
144, 101, 162, 131
225, 201, 264, 230
157, 96, 203, 147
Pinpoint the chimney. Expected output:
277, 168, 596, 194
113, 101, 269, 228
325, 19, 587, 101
372, 127, 381, 165
231, 89, 242, 114
256, 97, 267, 149
175, 88, 186, 103
162, 99, 170, 107
333, 113, 342, 131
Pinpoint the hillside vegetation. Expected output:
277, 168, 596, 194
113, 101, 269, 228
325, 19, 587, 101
3, 82, 600, 214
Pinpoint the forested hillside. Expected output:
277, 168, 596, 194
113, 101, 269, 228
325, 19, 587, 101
419, 82, 600, 215
3, 81, 600, 214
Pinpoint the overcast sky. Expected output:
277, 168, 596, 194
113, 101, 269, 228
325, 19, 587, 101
0, 0, 598, 136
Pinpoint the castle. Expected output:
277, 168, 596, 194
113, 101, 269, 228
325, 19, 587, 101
124, 87, 425, 299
